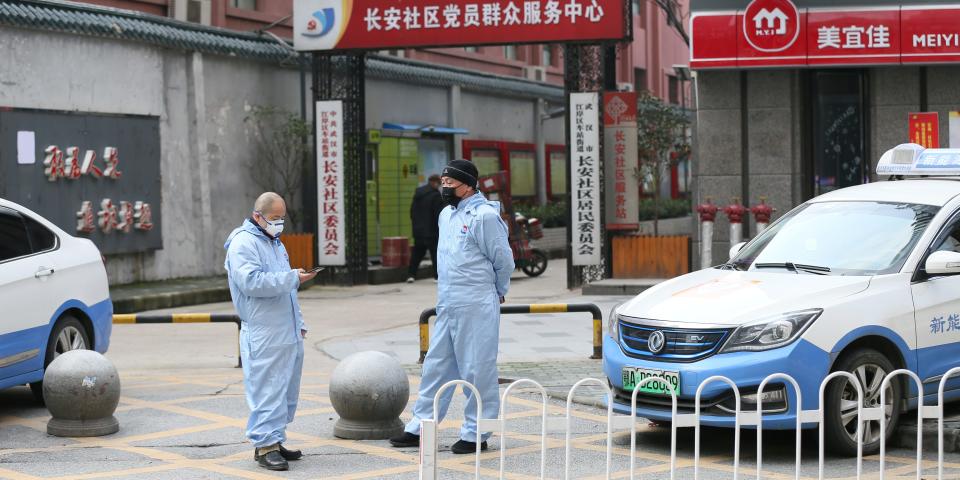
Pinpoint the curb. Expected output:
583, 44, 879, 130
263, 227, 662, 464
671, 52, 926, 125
112, 286, 232, 314
896, 420, 960, 452
111, 278, 319, 314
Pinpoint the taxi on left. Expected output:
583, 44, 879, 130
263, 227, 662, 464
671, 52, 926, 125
0, 198, 112, 401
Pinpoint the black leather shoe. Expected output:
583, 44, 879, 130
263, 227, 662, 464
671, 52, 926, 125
451, 439, 488, 454
279, 443, 302, 461
389, 432, 420, 448
257, 450, 289, 471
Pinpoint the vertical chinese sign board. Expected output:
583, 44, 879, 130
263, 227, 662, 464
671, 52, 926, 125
909, 112, 940, 148
0, 108, 161, 255
603, 92, 638, 231
317, 100, 346, 266
570, 92, 601, 266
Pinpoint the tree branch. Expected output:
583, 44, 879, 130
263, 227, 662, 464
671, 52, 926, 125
650, 0, 690, 46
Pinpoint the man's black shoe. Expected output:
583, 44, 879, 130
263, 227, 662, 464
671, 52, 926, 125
389, 432, 420, 448
254, 444, 302, 461
451, 439, 488, 454
257, 450, 289, 471
279, 444, 303, 461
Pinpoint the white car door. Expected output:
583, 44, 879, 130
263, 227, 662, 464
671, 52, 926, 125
0, 206, 61, 380
911, 210, 960, 398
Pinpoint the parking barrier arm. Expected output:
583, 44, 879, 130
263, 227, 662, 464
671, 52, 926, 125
113, 314, 242, 368
418, 303, 603, 363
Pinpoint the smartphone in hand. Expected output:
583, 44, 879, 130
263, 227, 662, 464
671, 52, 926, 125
307, 266, 325, 273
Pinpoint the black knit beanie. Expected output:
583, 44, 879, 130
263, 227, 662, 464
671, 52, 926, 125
442, 159, 479, 189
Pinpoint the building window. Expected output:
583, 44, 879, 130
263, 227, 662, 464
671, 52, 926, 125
504, 45, 518, 61
668, 75, 680, 105
231, 0, 256, 9
464, 46, 478, 53
472, 150, 502, 177
549, 151, 567, 197
541, 45, 553, 67
634, 68, 647, 94
632, 0, 640, 16
509, 151, 536, 197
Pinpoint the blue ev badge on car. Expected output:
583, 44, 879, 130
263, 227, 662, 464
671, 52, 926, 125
648, 330, 666, 354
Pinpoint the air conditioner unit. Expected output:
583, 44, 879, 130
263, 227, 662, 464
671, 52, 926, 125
523, 66, 548, 83
617, 82, 634, 92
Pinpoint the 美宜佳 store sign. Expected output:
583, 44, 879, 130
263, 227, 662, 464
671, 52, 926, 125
293, 0, 629, 51
691, 0, 960, 69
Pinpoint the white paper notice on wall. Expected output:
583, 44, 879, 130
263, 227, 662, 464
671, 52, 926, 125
17, 131, 35, 165
951, 112, 960, 148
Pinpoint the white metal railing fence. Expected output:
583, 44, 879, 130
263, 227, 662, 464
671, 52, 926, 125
418, 367, 960, 480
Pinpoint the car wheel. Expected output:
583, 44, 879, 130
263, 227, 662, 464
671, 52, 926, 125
28, 315, 91, 403
824, 348, 901, 456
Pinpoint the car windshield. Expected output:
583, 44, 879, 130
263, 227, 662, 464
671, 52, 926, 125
727, 201, 939, 276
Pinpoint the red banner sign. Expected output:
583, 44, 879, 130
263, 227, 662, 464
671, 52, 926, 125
294, 0, 628, 51
909, 112, 940, 149
692, 1, 960, 69
603, 92, 639, 231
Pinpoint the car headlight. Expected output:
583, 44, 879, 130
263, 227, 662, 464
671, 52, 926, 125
720, 309, 822, 353
607, 304, 621, 340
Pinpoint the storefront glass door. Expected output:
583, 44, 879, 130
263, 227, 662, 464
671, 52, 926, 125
811, 70, 868, 196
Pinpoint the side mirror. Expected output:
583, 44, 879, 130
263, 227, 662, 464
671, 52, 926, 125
925, 250, 960, 275
729, 242, 747, 260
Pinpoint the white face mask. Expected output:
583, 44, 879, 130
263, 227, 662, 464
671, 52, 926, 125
256, 212, 284, 237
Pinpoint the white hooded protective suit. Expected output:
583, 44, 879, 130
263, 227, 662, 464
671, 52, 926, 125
224, 219, 305, 448
405, 192, 514, 441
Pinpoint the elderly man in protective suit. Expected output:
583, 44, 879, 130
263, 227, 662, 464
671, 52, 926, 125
225, 192, 317, 471
390, 159, 514, 454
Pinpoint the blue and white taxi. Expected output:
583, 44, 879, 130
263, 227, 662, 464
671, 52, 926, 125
0, 198, 112, 401
606, 143, 960, 455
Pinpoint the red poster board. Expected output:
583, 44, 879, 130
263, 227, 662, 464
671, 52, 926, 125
909, 112, 940, 148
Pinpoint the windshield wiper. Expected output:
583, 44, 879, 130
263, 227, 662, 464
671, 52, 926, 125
717, 262, 745, 271
754, 262, 831, 275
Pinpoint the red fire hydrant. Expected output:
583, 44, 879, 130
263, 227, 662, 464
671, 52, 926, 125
723, 198, 748, 257
750, 197, 776, 234
696, 198, 719, 268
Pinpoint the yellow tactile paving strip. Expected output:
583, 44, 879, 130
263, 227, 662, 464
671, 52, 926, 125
0, 370, 955, 480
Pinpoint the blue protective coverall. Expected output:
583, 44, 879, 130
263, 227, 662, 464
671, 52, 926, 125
405, 192, 515, 441
224, 219, 306, 448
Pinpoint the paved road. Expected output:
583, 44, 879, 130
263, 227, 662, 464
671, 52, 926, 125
3, 266, 960, 478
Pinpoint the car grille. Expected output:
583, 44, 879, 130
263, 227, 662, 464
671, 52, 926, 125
618, 319, 731, 362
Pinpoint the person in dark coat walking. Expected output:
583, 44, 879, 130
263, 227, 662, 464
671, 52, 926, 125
407, 175, 444, 282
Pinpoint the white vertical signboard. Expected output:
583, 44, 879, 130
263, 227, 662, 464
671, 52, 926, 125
316, 100, 345, 266
570, 92, 602, 266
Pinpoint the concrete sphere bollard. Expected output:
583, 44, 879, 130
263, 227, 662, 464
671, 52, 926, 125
329, 351, 409, 440
44, 350, 121, 437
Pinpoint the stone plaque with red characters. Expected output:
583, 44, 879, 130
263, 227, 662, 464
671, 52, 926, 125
0, 108, 161, 254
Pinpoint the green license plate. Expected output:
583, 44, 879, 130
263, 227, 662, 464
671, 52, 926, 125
622, 367, 680, 395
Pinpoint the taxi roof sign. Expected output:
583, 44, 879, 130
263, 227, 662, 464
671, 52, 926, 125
877, 144, 960, 176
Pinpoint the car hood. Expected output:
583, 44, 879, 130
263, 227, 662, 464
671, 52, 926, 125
617, 268, 871, 326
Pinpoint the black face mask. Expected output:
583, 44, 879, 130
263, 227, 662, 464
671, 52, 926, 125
441, 186, 461, 208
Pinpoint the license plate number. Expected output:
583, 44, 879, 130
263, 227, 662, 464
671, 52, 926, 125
622, 367, 680, 395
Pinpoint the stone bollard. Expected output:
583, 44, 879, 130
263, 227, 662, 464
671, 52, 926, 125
329, 351, 409, 440
44, 350, 121, 437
